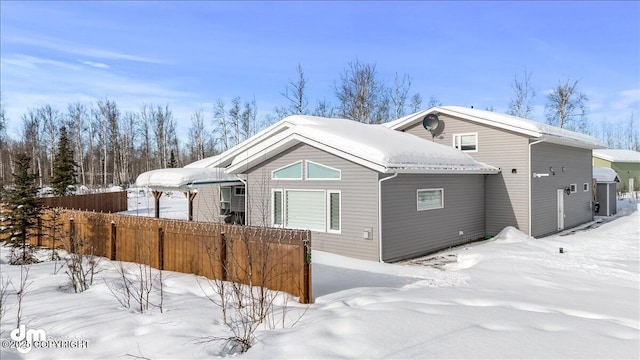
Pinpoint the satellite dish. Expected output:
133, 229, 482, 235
422, 114, 439, 131
422, 113, 444, 138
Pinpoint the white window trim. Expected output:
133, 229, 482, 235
234, 187, 245, 196
306, 160, 342, 180
570, 184, 577, 193
271, 160, 303, 180
583, 183, 589, 192
271, 189, 283, 227
417, 188, 444, 211
327, 190, 341, 234
452, 132, 478, 152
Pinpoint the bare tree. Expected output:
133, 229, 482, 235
139, 104, 154, 172
312, 99, 334, 118
241, 98, 257, 141
282, 63, 308, 115
38, 105, 60, 184
66, 103, 88, 185
391, 72, 411, 119
335, 59, 384, 123
229, 97, 242, 147
427, 95, 442, 108
508, 70, 536, 118
214, 99, 231, 152
410, 93, 423, 113
21, 111, 43, 187
545, 78, 588, 131
189, 108, 208, 160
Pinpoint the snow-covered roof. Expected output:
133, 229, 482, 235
385, 106, 604, 149
184, 154, 222, 168
593, 167, 620, 183
226, 115, 499, 175
135, 167, 240, 191
592, 149, 640, 163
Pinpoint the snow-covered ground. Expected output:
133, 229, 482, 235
0, 192, 638, 359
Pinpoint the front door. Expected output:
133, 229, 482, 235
557, 189, 565, 231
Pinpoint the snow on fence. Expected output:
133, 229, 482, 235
32, 209, 313, 303
41, 191, 128, 213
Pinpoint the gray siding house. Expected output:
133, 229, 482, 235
385, 106, 603, 237
211, 115, 498, 262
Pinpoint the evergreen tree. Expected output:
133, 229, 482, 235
168, 149, 177, 168
1, 153, 42, 264
50, 126, 77, 196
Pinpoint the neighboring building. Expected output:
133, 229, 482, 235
593, 167, 620, 217
385, 106, 603, 237
592, 149, 640, 193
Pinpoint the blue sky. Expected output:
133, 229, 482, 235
1, 1, 638, 139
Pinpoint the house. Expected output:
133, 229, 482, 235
385, 106, 604, 237
592, 149, 640, 193
592, 167, 620, 217
196, 115, 499, 262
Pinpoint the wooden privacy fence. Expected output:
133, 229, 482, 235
41, 191, 128, 213
32, 209, 312, 303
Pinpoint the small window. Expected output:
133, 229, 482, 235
417, 188, 444, 211
234, 187, 245, 196
570, 184, 577, 193
272, 190, 283, 226
583, 183, 589, 192
307, 161, 341, 180
272, 161, 302, 180
328, 191, 341, 233
453, 133, 478, 152
220, 187, 232, 215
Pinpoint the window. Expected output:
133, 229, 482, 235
272, 190, 283, 226
234, 187, 245, 196
307, 161, 341, 180
220, 187, 232, 215
285, 190, 326, 232
453, 133, 478, 152
570, 184, 577, 193
272, 189, 341, 233
583, 183, 589, 192
328, 191, 341, 233
272, 161, 302, 180
417, 188, 444, 211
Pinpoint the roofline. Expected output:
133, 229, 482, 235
387, 106, 541, 137
592, 152, 640, 163
387, 107, 604, 149
226, 132, 500, 175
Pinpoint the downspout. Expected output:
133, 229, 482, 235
528, 139, 545, 236
378, 172, 398, 262
236, 175, 248, 225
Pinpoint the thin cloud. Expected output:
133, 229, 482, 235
4, 34, 167, 65
81, 60, 111, 69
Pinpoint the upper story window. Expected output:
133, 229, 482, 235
453, 133, 478, 152
272, 161, 303, 180
306, 161, 341, 180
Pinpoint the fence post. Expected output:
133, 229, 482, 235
158, 227, 164, 270
110, 221, 117, 261
220, 231, 227, 281
69, 217, 76, 254
303, 232, 312, 304
37, 217, 43, 247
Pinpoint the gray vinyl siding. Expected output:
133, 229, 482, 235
531, 142, 593, 237
403, 115, 530, 235
192, 185, 245, 223
381, 174, 486, 262
245, 143, 380, 261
